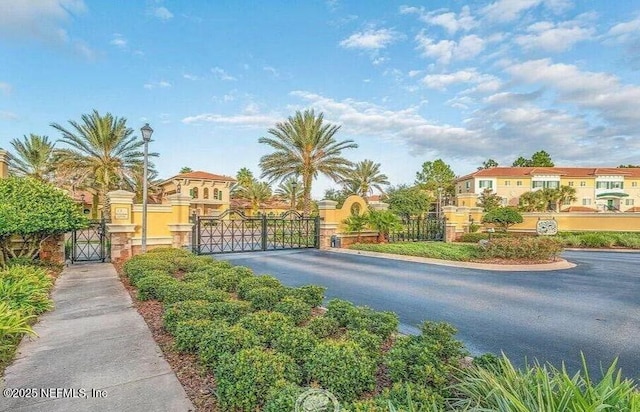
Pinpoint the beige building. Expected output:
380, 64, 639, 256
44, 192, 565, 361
456, 167, 640, 212
158, 171, 236, 217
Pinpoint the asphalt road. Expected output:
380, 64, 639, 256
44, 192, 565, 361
218, 249, 640, 380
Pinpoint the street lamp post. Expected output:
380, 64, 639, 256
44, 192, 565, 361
437, 187, 443, 218
140, 123, 154, 253
291, 181, 297, 211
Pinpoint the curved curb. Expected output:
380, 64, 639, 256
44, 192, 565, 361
327, 248, 576, 272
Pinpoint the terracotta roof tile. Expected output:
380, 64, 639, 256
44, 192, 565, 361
174, 171, 236, 181
561, 206, 599, 212
457, 167, 640, 181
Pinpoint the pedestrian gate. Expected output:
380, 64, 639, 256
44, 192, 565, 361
69, 219, 109, 262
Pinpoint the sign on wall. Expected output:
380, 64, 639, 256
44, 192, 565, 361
536, 219, 558, 235
115, 207, 129, 220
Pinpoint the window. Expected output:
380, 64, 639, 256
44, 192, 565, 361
203, 188, 209, 199
192, 187, 198, 199
219, 190, 223, 200
580, 181, 586, 187
479, 180, 493, 189
532, 181, 559, 189
568, 181, 574, 187
633, 182, 638, 187
516, 181, 522, 186
626, 199, 635, 206
504, 181, 510, 186
465, 181, 471, 189
582, 198, 592, 206
213, 188, 219, 200
596, 181, 623, 189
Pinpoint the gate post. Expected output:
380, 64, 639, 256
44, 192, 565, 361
317, 199, 338, 249
261, 214, 267, 251
106, 190, 136, 261
167, 193, 193, 251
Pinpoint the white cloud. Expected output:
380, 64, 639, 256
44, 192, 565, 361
110, 33, 127, 49
0, 111, 18, 120
514, 19, 594, 52
607, 16, 640, 43
182, 113, 279, 128
152, 6, 173, 21
415, 32, 485, 65
482, 0, 542, 22
183, 73, 198, 81
211, 67, 237, 81
0, 82, 12, 95
143, 80, 172, 89
263, 66, 279, 77
422, 69, 503, 94
401, 5, 476, 34
339, 28, 402, 50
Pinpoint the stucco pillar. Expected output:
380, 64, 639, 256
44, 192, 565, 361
0, 149, 9, 179
317, 199, 338, 249
106, 190, 136, 261
445, 223, 458, 243
368, 201, 389, 211
168, 193, 193, 249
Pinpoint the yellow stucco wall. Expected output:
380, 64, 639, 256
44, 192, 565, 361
511, 213, 640, 232
336, 195, 368, 232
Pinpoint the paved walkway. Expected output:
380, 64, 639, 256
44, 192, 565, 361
0, 263, 193, 412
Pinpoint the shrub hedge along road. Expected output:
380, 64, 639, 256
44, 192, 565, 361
123, 248, 639, 411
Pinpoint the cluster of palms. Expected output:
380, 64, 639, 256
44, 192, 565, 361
9, 110, 156, 217
518, 186, 577, 212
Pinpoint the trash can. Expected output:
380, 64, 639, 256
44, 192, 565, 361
330, 235, 341, 248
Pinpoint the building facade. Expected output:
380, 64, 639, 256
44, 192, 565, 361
158, 171, 236, 217
456, 167, 640, 212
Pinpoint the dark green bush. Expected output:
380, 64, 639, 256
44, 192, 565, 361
159, 282, 229, 305
207, 300, 252, 324
245, 286, 286, 311
263, 383, 305, 412
146, 247, 192, 257
162, 300, 213, 334
347, 306, 399, 340
123, 258, 173, 283
237, 275, 282, 299
198, 323, 260, 368
238, 311, 294, 346
479, 236, 564, 261
136, 273, 177, 300
457, 232, 509, 243
345, 329, 383, 360
209, 266, 255, 292
385, 321, 466, 394
286, 285, 326, 307
326, 298, 356, 327
306, 316, 340, 339
215, 348, 301, 411
473, 352, 503, 372
274, 296, 312, 325
173, 319, 222, 353
181, 271, 211, 283
272, 326, 318, 364
305, 340, 376, 402
348, 382, 443, 411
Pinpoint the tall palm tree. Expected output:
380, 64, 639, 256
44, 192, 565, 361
344, 159, 389, 200
275, 177, 304, 210
259, 109, 358, 215
51, 110, 156, 217
231, 167, 255, 197
9, 134, 56, 181
236, 180, 272, 213
556, 185, 577, 212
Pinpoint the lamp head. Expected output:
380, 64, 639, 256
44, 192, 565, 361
141, 123, 153, 142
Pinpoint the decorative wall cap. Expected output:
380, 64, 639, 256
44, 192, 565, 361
317, 199, 338, 209
131, 237, 173, 246
132, 204, 172, 213
319, 223, 339, 229
168, 223, 194, 232
106, 190, 135, 203
106, 224, 137, 233
167, 194, 193, 205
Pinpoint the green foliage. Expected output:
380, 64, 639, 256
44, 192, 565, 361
263, 383, 306, 412
518, 190, 548, 212
245, 286, 286, 311
173, 319, 220, 353
472, 353, 503, 372
454, 354, 639, 411
346, 306, 399, 340
237, 275, 282, 299
343, 159, 390, 198
480, 237, 564, 261
457, 232, 508, 243
415, 159, 456, 197
162, 300, 213, 335
305, 340, 377, 402
286, 284, 326, 307
238, 311, 294, 346
0, 265, 53, 315
215, 348, 301, 411
323, 187, 351, 209
198, 323, 260, 368
349, 242, 481, 261
305, 316, 340, 339
348, 383, 443, 411
272, 326, 319, 364
481, 207, 523, 232
326, 298, 356, 327
383, 185, 432, 220
123, 257, 174, 284
346, 329, 383, 360
512, 150, 554, 167
274, 296, 312, 325
385, 321, 466, 394
479, 158, 499, 169
159, 281, 229, 305
367, 209, 403, 238
342, 213, 369, 236
207, 267, 252, 292
477, 188, 503, 212
135, 273, 177, 301
207, 300, 252, 324
558, 231, 640, 249
0, 177, 87, 264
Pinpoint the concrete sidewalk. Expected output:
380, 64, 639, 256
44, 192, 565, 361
0, 263, 193, 412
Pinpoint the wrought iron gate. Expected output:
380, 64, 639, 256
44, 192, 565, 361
69, 219, 109, 262
192, 210, 319, 254
389, 215, 445, 242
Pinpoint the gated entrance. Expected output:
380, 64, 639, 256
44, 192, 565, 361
192, 210, 319, 254
389, 215, 445, 242
69, 219, 109, 262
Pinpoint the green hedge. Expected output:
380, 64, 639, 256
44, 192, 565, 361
479, 237, 564, 261
198, 323, 260, 368
237, 275, 283, 299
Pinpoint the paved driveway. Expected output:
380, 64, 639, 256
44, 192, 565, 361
218, 249, 640, 380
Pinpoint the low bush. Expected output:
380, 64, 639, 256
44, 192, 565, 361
457, 232, 509, 243
198, 323, 260, 368
0, 302, 35, 341
345, 329, 383, 360
215, 348, 301, 411
136, 274, 177, 301
479, 236, 564, 261
237, 275, 282, 299
181, 271, 210, 283
286, 285, 326, 307
173, 319, 221, 353
0, 265, 53, 315
326, 298, 356, 327
305, 340, 377, 402
159, 282, 229, 305
385, 321, 466, 395
274, 296, 312, 325
162, 300, 213, 334
347, 382, 443, 412
472, 352, 503, 372
347, 306, 399, 340
245, 286, 286, 311
123, 257, 174, 283
207, 300, 252, 324
272, 326, 318, 364
263, 383, 306, 412
209, 266, 255, 293
306, 316, 340, 339
453, 354, 640, 411
238, 311, 294, 347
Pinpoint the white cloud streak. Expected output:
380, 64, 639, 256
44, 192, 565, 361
211, 67, 237, 81
339, 28, 402, 50
415, 32, 485, 65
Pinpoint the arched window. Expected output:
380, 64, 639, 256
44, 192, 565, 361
203, 188, 209, 199
213, 188, 219, 200
218, 190, 223, 200
192, 187, 198, 199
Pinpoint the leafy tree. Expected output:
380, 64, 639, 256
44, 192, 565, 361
618, 164, 640, 168
0, 177, 87, 266
235, 167, 254, 188
518, 191, 547, 212
481, 207, 523, 232
383, 185, 432, 220
366, 209, 402, 242
343, 159, 389, 199
51, 110, 156, 217
512, 151, 554, 167
512, 156, 530, 167
478, 159, 499, 170
235, 180, 272, 213
477, 188, 502, 211
556, 185, 577, 211
179, 166, 193, 174
275, 177, 303, 210
9, 134, 56, 181
415, 159, 456, 203
323, 187, 351, 209
259, 110, 357, 215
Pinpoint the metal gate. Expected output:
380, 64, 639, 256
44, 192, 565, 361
69, 219, 109, 262
192, 210, 319, 254
389, 215, 445, 242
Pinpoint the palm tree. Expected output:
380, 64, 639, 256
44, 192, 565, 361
231, 167, 255, 197
236, 180, 272, 213
9, 134, 56, 181
259, 110, 358, 215
51, 110, 156, 218
275, 177, 304, 210
344, 159, 389, 200
556, 185, 577, 212
518, 191, 546, 212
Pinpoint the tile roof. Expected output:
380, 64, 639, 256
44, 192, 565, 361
457, 167, 640, 181
161, 171, 236, 183
561, 206, 599, 212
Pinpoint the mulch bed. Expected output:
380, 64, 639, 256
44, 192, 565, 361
113, 261, 219, 411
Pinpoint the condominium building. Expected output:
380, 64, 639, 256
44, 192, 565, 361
158, 171, 236, 216
455, 167, 640, 212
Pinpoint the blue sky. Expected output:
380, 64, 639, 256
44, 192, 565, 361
1, 0, 639, 197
